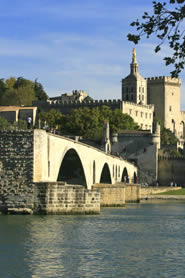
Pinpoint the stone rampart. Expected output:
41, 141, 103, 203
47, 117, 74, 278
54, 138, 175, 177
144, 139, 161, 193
0, 130, 34, 214
147, 76, 181, 85
158, 156, 185, 186
92, 183, 125, 206
33, 99, 121, 114
34, 182, 100, 214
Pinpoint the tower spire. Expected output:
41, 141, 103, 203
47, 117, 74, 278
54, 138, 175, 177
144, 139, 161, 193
130, 48, 138, 75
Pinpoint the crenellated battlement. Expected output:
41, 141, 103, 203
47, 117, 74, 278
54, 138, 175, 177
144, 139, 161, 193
123, 101, 154, 110
46, 99, 121, 106
146, 76, 181, 85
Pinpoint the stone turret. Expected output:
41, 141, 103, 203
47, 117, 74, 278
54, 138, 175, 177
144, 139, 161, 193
152, 122, 161, 150
104, 121, 111, 154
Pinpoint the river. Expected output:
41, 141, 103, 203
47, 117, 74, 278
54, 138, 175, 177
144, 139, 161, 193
0, 201, 185, 278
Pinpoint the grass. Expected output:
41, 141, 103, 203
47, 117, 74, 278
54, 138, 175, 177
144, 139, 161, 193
156, 189, 185, 195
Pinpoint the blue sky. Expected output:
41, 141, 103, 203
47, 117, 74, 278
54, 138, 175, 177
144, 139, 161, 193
1, 0, 185, 108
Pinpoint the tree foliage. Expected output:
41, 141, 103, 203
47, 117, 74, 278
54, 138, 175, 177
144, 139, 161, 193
128, 0, 185, 77
0, 77, 48, 106
39, 109, 63, 129
0, 117, 27, 130
154, 118, 178, 144
61, 106, 139, 139
38, 106, 138, 139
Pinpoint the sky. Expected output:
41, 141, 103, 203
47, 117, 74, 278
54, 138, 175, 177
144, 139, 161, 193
1, 0, 185, 109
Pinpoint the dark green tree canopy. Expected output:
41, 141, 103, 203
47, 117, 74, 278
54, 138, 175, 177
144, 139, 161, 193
61, 106, 138, 139
128, 0, 185, 77
0, 77, 48, 106
39, 106, 139, 139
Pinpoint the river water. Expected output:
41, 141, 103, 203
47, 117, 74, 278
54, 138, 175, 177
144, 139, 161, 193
0, 201, 185, 278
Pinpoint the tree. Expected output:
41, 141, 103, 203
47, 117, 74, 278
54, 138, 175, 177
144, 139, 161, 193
154, 118, 178, 144
0, 117, 11, 130
0, 117, 27, 130
0, 79, 6, 101
60, 106, 138, 139
0, 76, 48, 106
39, 109, 63, 129
128, 0, 185, 77
34, 79, 48, 101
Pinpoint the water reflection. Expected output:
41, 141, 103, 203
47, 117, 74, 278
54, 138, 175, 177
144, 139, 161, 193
0, 202, 185, 277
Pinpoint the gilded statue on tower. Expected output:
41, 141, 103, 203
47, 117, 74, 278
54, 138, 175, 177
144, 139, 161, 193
132, 48, 137, 63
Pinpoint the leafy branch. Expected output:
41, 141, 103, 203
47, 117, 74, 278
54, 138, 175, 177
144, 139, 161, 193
128, 0, 185, 77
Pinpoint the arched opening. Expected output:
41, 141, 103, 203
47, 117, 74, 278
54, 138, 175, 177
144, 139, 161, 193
134, 172, 137, 184
172, 119, 176, 134
180, 121, 185, 138
57, 149, 87, 186
121, 167, 128, 183
100, 163, 112, 184
93, 160, 96, 184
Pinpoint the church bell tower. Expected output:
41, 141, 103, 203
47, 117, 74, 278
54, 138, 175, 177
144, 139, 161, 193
122, 48, 147, 105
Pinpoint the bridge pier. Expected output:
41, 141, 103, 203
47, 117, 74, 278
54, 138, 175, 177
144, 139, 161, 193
93, 183, 141, 206
34, 182, 100, 214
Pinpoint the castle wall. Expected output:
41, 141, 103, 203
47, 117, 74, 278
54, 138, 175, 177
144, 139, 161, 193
111, 131, 159, 185
147, 77, 183, 139
121, 101, 154, 132
33, 99, 121, 115
158, 154, 185, 186
147, 77, 165, 123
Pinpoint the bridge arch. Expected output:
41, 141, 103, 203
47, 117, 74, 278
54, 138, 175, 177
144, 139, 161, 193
57, 148, 87, 187
99, 163, 112, 184
133, 172, 137, 184
121, 167, 128, 183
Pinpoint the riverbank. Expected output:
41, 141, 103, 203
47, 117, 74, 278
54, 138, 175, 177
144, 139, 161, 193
141, 187, 185, 201
142, 195, 185, 200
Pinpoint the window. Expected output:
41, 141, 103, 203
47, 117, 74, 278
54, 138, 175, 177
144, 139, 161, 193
135, 111, 138, 116
139, 87, 141, 92
141, 112, 143, 117
169, 106, 172, 112
126, 87, 128, 93
145, 125, 148, 129
142, 87, 144, 93
145, 113, 147, 119
139, 95, 141, 100
131, 95, 133, 101
131, 87, 133, 92
129, 109, 132, 115
142, 95, 144, 101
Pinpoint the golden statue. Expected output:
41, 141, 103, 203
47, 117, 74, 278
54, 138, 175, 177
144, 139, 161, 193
132, 48, 136, 63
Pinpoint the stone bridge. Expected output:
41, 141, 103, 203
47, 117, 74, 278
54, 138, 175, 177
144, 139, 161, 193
34, 130, 138, 189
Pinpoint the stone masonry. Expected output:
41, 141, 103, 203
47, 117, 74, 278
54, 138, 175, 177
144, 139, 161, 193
0, 130, 34, 214
34, 182, 100, 214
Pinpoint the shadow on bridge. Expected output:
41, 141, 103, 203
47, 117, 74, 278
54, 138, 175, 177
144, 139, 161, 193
57, 149, 87, 186
100, 163, 112, 184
